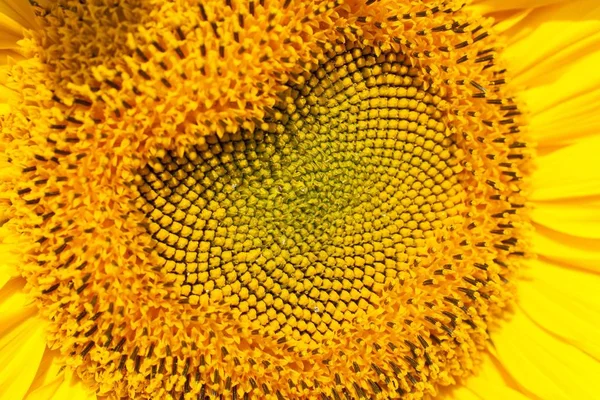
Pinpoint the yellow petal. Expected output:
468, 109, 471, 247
491, 8, 533, 34
531, 198, 600, 239
0, 0, 38, 31
519, 258, 600, 361
17, 309, 95, 400
499, 0, 600, 148
531, 135, 600, 201
0, 277, 50, 400
25, 349, 96, 400
0, 277, 37, 338
444, 386, 481, 400
0, 240, 21, 290
492, 307, 600, 400
443, 354, 530, 400
0, 13, 24, 49
24, 374, 65, 400
524, 50, 600, 148
464, 356, 531, 400
0, 316, 46, 400
1, 66, 16, 115
25, 356, 96, 400
0, 49, 24, 64
52, 372, 96, 400
503, 0, 600, 86
532, 225, 600, 273
23, 349, 64, 400
0, 261, 14, 291
0, 0, 31, 115
469, 0, 567, 14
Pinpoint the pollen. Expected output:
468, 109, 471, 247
0, 0, 531, 399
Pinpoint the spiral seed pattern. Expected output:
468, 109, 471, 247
136, 46, 462, 344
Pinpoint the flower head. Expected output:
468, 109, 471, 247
1, 0, 598, 399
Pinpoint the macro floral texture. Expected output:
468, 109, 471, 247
0, 0, 599, 399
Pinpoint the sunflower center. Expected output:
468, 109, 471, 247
136, 45, 463, 343
3, 0, 532, 397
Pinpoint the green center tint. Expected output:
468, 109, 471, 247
136, 45, 463, 343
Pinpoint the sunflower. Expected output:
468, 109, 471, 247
1, 0, 599, 399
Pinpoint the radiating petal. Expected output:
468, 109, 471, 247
448, 354, 531, 400
0, 259, 15, 290
24, 375, 64, 400
0, 13, 24, 49
24, 349, 64, 400
519, 258, 600, 361
502, 0, 600, 86
0, 0, 38, 31
0, 316, 46, 400
0, 277, 37, 338
531, 199, 600, 239
492, 9, 533, 34
0, 267, 94, 400
0, 277, 52, 400
496, 0, 600, 147
492, 307, 600, 400
0, 45, 24, 115
445, 386, 481, 400
0, 273, 9, 291
52, 372, 96, 400
531, 136, 600, 201
1, 66, 16, 114
0, 239, 21, 290
0, 49, 24, 64
469, 0, 568, 14
26, 361, 96, 400
523, 50, 600, 148
532, 225, 600, 273
25, 348, 97, 400
0, 0, 30, 115
462, 359, 531, 400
